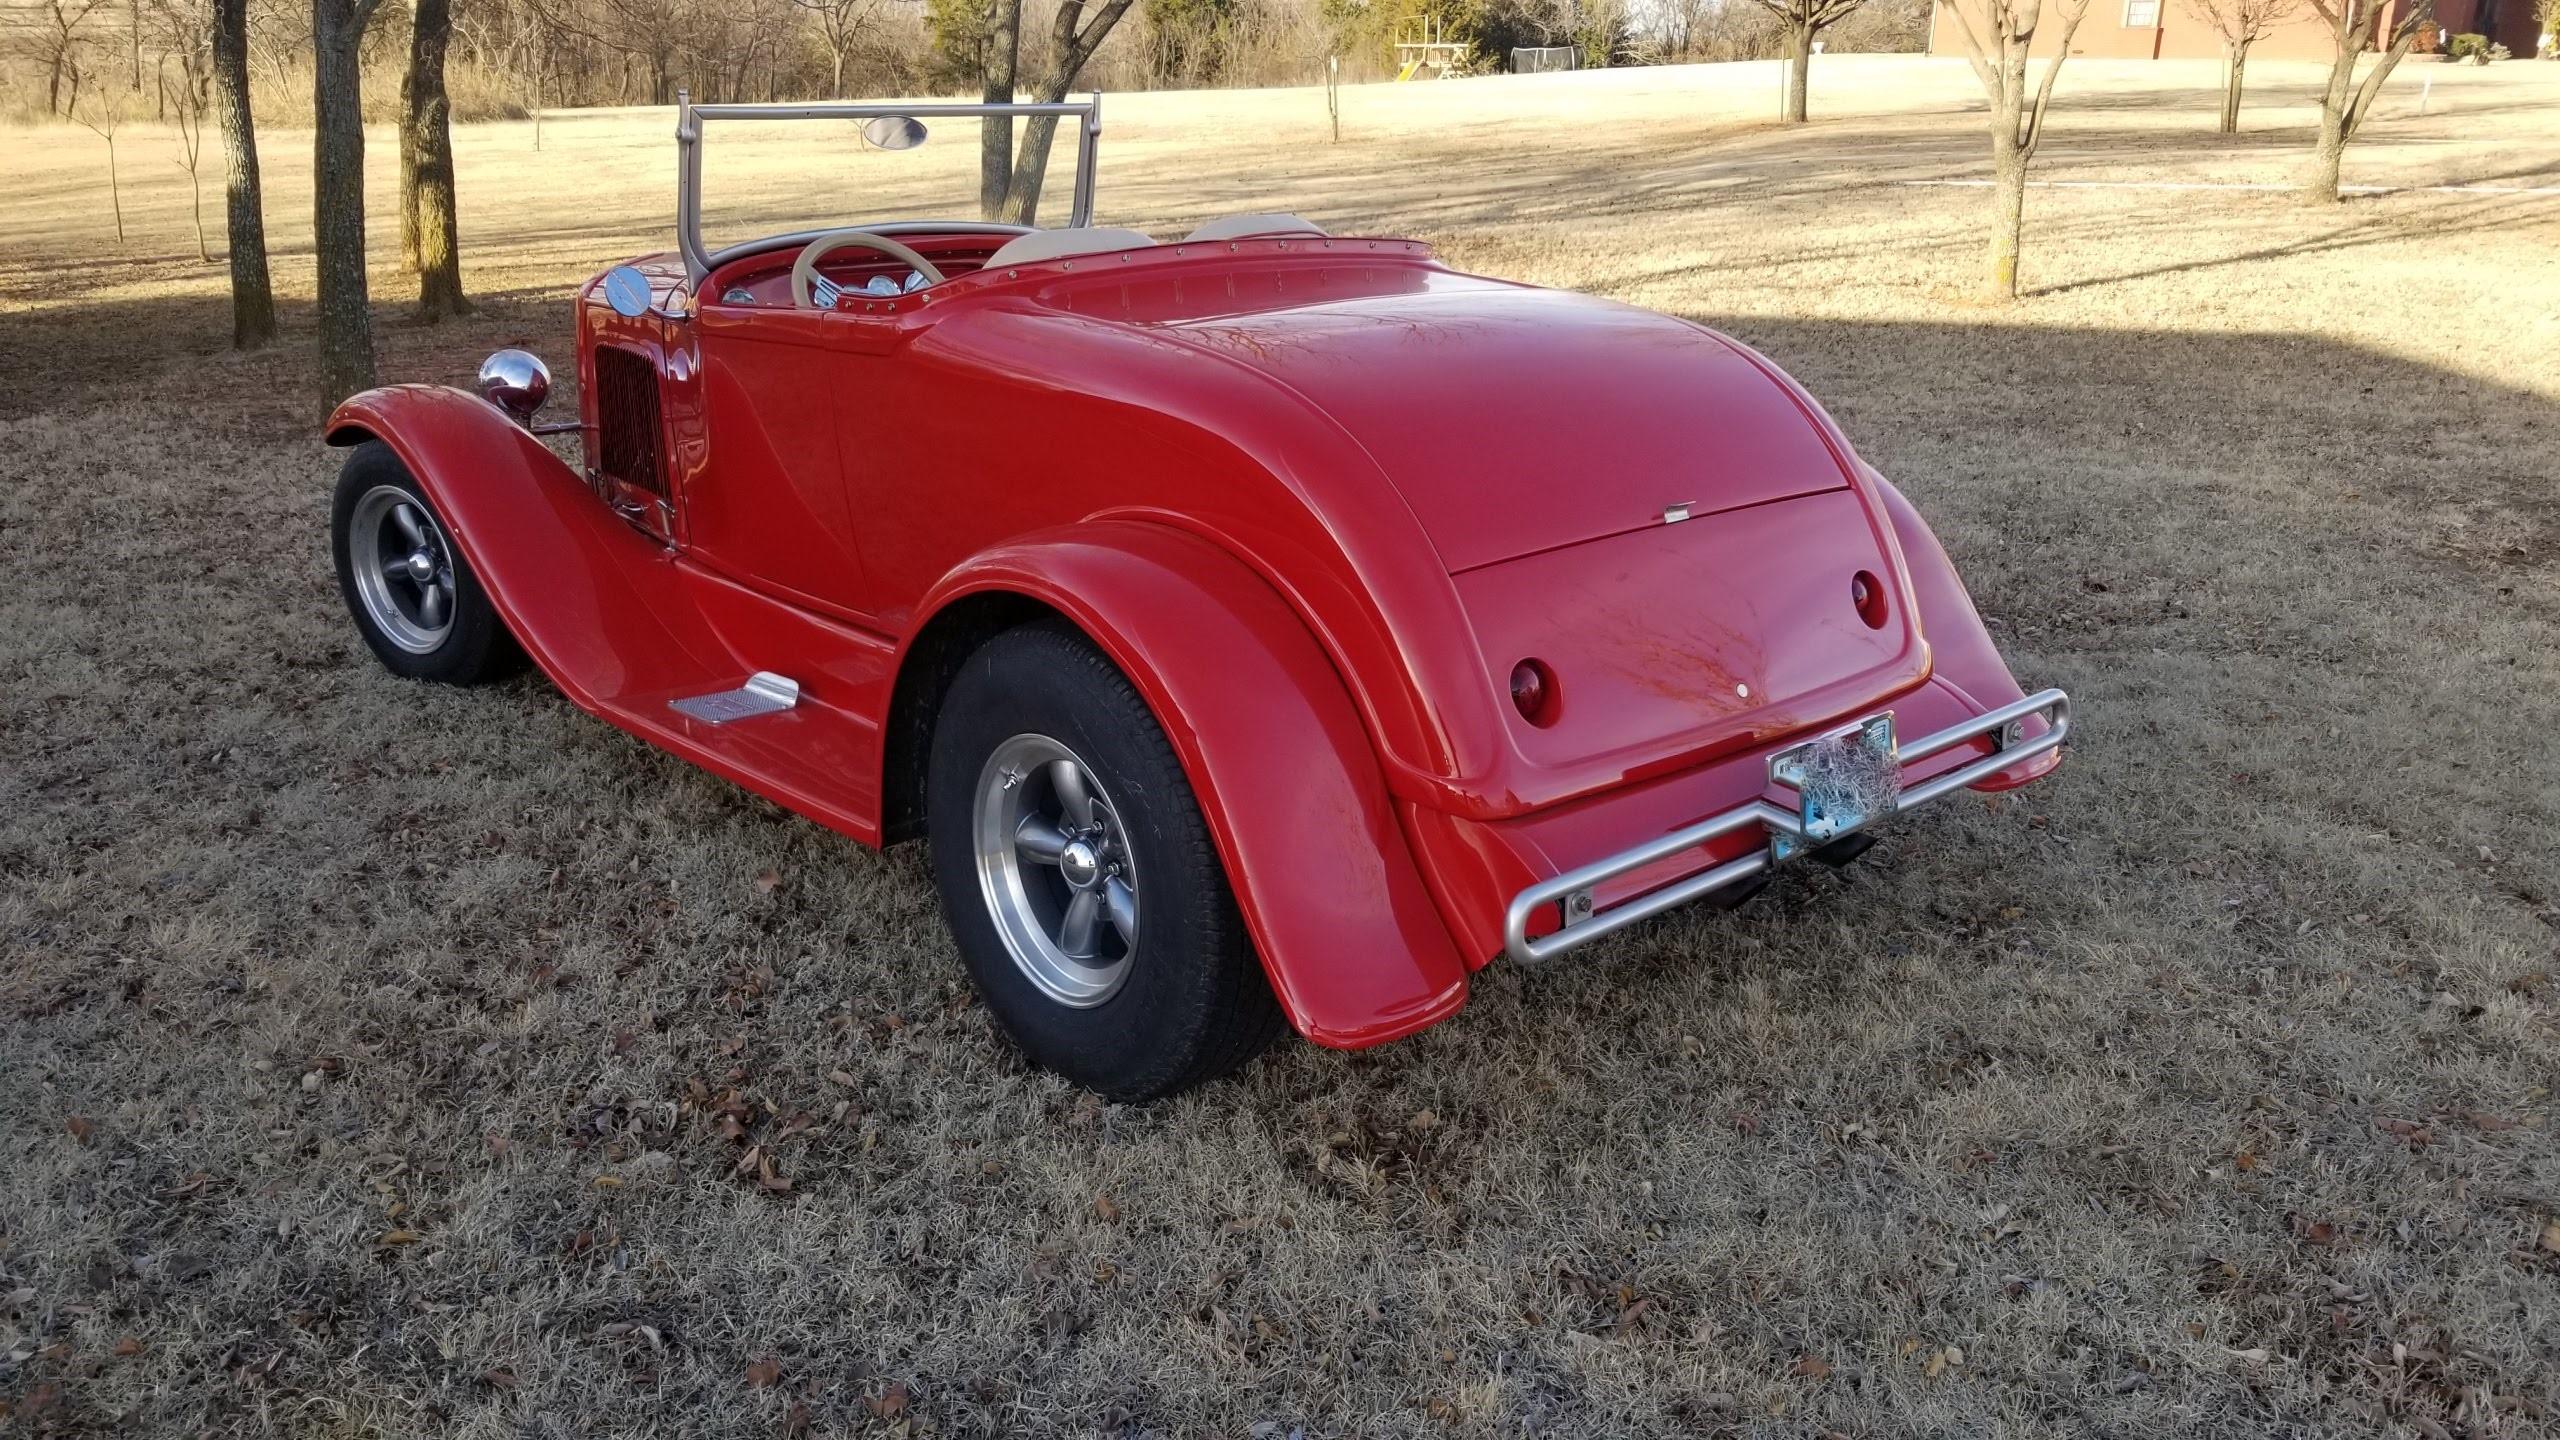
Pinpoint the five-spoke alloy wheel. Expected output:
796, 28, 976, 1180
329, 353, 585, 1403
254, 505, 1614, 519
927, 621, 1283, 1100
974, 734, 1141, 1006
348, 484, 459, 654
330, 440, 521, 684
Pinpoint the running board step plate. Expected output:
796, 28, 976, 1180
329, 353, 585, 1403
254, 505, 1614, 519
669, 671, 800, 724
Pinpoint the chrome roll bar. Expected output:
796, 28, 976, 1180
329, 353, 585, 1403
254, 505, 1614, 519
1500, 689, 2072, 966
674, 91, 1104, 286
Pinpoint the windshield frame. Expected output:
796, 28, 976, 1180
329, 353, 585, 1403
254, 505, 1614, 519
673, 92, 1105, 287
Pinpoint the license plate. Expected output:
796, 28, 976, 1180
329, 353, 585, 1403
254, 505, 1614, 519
1767, 713, 1899, 862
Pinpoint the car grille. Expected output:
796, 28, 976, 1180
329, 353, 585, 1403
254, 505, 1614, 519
594, 346, 665, 495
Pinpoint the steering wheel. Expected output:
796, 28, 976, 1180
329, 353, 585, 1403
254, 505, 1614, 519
790, 229, 947, 308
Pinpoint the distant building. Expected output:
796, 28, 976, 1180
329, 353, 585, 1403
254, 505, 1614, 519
1927, 0, 2541, 63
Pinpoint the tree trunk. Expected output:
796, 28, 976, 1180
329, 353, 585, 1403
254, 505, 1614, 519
2303, 31, 2355, 202
981, 0, 1022, 220
999, 107, 1062, 224
2220, 41, 2247, 132
831, 45, 845, 97
313, 0, 378, 410
404, 0, 470, 320
211, 0, 275, 347
188, 165, 210, 262
1782, 24, 1811, 123
103, 135, 124, 241
998, 0, 1132, 225
1986, 105, 2026, 300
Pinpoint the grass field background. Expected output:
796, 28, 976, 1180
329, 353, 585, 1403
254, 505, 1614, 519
4, 54, 2558, 1438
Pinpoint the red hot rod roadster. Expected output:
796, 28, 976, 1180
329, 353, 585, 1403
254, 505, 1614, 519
325, 94, 2071, 1099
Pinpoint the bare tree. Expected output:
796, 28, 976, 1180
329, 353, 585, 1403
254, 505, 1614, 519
2301, 0, 2428, 202
21, 0, 106, 114
789, 0, 881, 94
313, 0, 390, 409
2536, 0, 2557, 55
1943, 0, 2092, 300
165, 49, 213, 259
72, 83, 130, 242
993, 0, 1133, 224
402, 0, 472, 318
980, 0, 1020, 220
2181, 0, 2299, 133
210, 0, 275, 345
1743, 0, 1868, 123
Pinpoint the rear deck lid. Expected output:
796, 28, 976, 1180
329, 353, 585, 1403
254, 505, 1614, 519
1157, 278, 1854, 572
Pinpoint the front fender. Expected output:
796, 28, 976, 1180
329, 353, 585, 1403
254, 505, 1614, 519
327, 385, 734, 701
909, 522, 1471, 1049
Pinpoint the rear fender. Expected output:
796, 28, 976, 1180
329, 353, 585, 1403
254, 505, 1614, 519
1868, 468, 2058, 790
906, 522, 1471, 1048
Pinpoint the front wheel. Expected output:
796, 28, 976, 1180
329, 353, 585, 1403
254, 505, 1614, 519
330, 440, 521, 684
926, 621, 1283, 1100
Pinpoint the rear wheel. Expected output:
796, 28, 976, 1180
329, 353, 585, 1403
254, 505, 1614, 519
926, 621, 1283, 1100
330, 440, 521, 684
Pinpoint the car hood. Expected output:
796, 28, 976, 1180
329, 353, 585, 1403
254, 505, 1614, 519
1144, 274, 1854, 573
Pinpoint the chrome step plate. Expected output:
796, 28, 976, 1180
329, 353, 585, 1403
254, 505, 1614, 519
669, 672, 800, 724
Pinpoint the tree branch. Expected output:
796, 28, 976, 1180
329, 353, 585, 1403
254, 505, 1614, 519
1944, 0, 2001, 98
2343, 0, 2427, 134
2019, 0, 2090, 156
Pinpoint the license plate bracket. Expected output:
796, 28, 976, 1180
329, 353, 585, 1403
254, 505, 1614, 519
1767, 712, 1899, 863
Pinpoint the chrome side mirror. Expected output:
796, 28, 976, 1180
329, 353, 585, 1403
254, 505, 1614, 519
476, 348, 551, 424
861, 115, 927, 150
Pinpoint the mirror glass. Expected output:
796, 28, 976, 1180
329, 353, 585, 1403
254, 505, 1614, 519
861, 115, 928, 151
601, 265, 653, 319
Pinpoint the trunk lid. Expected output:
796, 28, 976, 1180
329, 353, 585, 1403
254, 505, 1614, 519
1452, 486, 1924, 772
1156, 278, 1854, 573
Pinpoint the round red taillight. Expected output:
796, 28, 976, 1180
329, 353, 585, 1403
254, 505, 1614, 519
1510, 659, 1556, 725
1852, 570, 1888, 629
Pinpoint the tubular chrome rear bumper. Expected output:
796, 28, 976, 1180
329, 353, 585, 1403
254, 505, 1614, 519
1500, 689, 2071, 965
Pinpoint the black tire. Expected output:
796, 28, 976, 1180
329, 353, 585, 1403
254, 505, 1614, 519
330, 440, 523, 684
926, 620, 1285, 1100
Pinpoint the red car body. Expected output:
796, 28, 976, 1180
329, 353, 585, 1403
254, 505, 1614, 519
328, 188, 2065, 1053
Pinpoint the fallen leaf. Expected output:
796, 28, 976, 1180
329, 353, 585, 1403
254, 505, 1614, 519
826, 1069, 857, 1088
112, 1337, 143, 1358
2467, 1111, 2523, 1132
2226, 1346, 2271, 1364
2540, 1220, 2560, 1255
1791, 1354, 1832, 1380
745, 1357, 781, 1388
867, 1382, 910, 1418
1093, 1193, 1120, 1222
482, 1368, 519, 1390
754, 869, 783, 895
2375, 1117, 2434, 1146
66, 1116, 94, 1145
2234, 1150, 2258, 1172
377, 1229, 422, 1247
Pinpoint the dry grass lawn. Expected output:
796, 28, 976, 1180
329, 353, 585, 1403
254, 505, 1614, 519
4, 53, 2559, 1439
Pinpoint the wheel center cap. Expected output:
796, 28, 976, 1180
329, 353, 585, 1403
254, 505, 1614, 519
405, 550, 437, 583
1059, 839, 1101, 889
